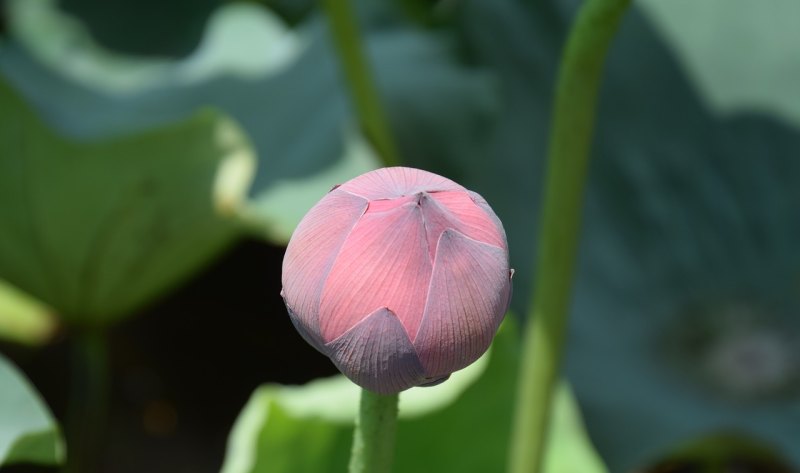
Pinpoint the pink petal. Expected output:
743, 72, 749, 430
281, 189, 368, 349
339, 167, 464, 200
319, 201, 432, 342
429, 190, 507, 250
417, 192, 463, 263
324, 307, 425, 394
413, 229, 512, 378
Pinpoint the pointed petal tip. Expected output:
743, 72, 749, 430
324, 307, 426, 394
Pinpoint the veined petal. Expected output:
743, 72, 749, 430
467, 191, 508, 247
414, 230, 512, 378
339, 167, 464, 200
417, 192, 462, 263
281, 189, 368, 347
319, 201, 431, 342
325, 307, 426, 394
418, 191, 505, 263
283, 301, 325, 353
429, 190, 507, 250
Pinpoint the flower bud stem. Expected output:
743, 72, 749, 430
349, 389, 399, 473
508, 1, 631, 473
321, 0, 402, 167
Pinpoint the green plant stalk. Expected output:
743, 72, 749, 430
321, 0, 401, 167
508, 1, 631, 472
65, 327, 109, 473
349, 389, 399, 473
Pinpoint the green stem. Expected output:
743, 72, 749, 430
321, 0, 401, 167
349, 389, 399, 473
65, 327, 108, 473
508, 1, 630, 473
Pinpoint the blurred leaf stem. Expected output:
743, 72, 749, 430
349, 390, 399, 473
65, 327, 109, 473
508, 0, 631, 472
321, 0, 401, 167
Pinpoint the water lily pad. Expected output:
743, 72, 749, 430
0, 0, 495, 244
638, 0, 800, 127
570, 114, 800, 471
432, 0, 800, 470
221, 321, 607, 473
59, 0, 221, 57
0, 77, 248, 325
7, 0, 307, 93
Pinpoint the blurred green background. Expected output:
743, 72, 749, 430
0, 0, 799, 472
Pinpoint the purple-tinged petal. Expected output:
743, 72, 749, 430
413, 229, 512, 378
429, 191, 507, 250
416, 192, 462, 263
467, 190, 509, 247
324, 307, 426, 394
283, 299, 326, 353
339, 167, 464, 200
282, 189, 368, 348
319, 201, 431, 342
417, 191, 505, 263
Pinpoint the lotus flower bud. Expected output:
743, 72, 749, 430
281, 167, 512, 394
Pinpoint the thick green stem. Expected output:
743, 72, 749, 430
349, 389, 399, 473
65, 327, 108, 473
507, 1, 630, 473
321, 0, 401, 167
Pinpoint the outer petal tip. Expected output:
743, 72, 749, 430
324, 307, 426, 394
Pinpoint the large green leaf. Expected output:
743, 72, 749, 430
0, 353, 64, 466
580, 6, 800, 471
6, 0, 307, 93
570, 116, 800, 471
233, 131, 381, 243
0, 0, 494, 244
58, 0, 222, 57
0, 77, 248, 325
221, 321, 607, 473
415, 0, 800, 471
639, 0, 800, 127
